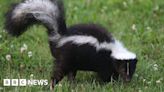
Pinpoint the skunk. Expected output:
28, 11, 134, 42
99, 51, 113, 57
5, 0, 137, 89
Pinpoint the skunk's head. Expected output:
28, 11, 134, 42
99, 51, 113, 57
110, 40, 137, 82
112, 58, 137, 82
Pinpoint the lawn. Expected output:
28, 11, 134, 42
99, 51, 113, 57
0, 0, 164, 92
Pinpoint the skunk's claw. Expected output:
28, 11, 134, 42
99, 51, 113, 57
50, 79, 56, 91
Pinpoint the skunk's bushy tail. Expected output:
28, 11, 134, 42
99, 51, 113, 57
5, 0, 66, 37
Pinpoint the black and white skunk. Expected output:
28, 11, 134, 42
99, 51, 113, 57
5, 0, 137, 89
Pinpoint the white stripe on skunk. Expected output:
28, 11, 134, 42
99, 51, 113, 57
12, 0, 59, 19
55, 35, 136, 60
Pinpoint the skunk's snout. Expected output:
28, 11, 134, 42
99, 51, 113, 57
124, 76, 131, 82
120, 72, 132, 82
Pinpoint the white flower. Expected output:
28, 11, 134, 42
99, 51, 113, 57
132, 24, 137, 31
28, 51, 32, 58
153, 64, 158, 67
30, 74, 34, 79
155, 78, 162, 84
20, 47, 26, 53
20, 44, 28, 53
156, 79, 161, 84
23, 43, 28, 50
143, 79, 146, 82
146, 26, 151, 30
58, 83, 62, 87
6, 54, 12, 61
153, 64, 158, 71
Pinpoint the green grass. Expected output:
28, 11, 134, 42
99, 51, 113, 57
0, 0, 164, 92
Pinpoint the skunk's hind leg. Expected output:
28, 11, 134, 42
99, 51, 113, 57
67, 70, 77, 82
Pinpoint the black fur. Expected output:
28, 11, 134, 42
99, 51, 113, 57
49, 24, 138, 86
50, 0, 67, 35
51, 42, 116, 82
5, 3, 36, 36
67, 24, 113, 42
5, 0, 67, 37
4, 0, 137, 89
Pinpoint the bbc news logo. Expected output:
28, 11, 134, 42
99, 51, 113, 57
3, 79, 48, 86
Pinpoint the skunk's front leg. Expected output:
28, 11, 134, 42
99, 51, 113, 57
50, 59, 69, 90
98, 70, 113, 82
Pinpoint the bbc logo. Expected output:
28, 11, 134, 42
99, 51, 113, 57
3, 79, 27, 86
3, 79, 48, 86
